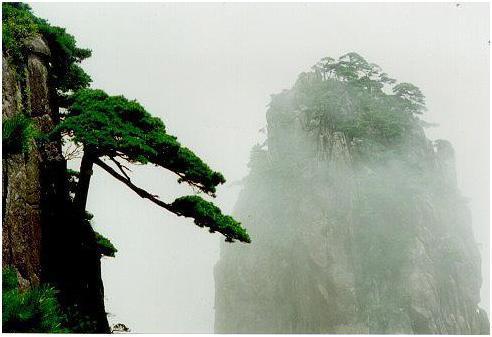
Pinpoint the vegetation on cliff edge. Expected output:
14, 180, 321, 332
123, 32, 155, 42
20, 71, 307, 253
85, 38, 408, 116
2, 114, 39, 156
2, 2, 92, 100
2, 267, 69, 333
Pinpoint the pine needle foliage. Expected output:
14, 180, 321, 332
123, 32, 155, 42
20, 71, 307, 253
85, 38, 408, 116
54, 88, 249, 242
94, 232, 118, 257
2, 114, 39, 156
56, 88, 225, 195
268, 52, 427, 164
2, 267, 69, 333
35, 19, 92, 94
2, 267, 19, 292
171, 195, 251, 243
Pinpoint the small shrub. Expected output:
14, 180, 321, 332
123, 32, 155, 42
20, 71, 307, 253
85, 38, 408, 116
2, 267, 69, 333
94, 232, 117, 257
2, 3, 38, 69
2, 114, 39, 156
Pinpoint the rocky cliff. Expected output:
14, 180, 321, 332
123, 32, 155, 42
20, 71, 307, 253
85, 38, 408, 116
2, 34, 109, 332
3, 37, 55, 287
214, 54, 489, 334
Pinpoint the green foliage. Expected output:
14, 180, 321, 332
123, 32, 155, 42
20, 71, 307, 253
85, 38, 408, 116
2, 267, 68, 333
171, 195, 251, 243
2, 3, 91, 96
2, 267, 19, 292
5, 6, 249, 243
270, 52, 426, 162
35, 19, 92, 94
392, 82, 426, 114
310, 52, 396, 92
56, 88, 225, 195
339, 94, 416, 147
66, 169, 80, 177
1, 3, 38, 69
94, 232, 117, 257
2, 114, 39, 156
76, 207, 117, 257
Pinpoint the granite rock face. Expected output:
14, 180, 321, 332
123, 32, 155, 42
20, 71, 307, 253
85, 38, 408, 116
2, 47, 46, 286
214, 92, 489, 334
2, 36, 110, 332
2, 37, 64, 286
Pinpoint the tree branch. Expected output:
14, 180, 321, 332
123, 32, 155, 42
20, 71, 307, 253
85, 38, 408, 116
175, 172, 211, 196
109, 156, 132, 181
93, 158, 181, 216
111, 152, 213, 196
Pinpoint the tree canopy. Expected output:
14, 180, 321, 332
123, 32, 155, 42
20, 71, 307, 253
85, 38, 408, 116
57, 89, 225, 195
2, 2, 250, 243
268, 52, 427, 163
2, 3, 250, 334
55, 89, 250, 243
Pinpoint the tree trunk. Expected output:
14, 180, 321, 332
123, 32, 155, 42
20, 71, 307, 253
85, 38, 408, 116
73, 152, 94, 215
58, 151, 110, 332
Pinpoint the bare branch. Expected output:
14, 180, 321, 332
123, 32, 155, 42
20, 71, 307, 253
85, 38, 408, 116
109, 152, 213, 197
109, 157, 132, 181
175, 172, 211, 195
93, 158, 180, 215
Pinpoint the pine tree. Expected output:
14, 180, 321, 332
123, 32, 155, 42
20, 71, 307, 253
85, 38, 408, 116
55, 88, 250, 243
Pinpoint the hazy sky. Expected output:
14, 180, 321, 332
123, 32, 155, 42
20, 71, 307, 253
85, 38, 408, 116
30, 2, 489, 332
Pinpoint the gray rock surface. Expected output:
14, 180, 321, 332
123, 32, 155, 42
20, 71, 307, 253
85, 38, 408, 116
2, 49, 46, 285
214, 95, 489, 334
2, 35, 109, 332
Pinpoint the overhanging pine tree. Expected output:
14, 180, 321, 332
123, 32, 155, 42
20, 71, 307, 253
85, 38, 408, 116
3, 3, 249, 332
54, 88, 250, 243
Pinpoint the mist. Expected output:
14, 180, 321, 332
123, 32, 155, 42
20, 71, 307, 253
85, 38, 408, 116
28, 2, 489, 333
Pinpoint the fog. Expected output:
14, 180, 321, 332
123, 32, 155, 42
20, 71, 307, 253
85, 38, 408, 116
30, 2, 489, 332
